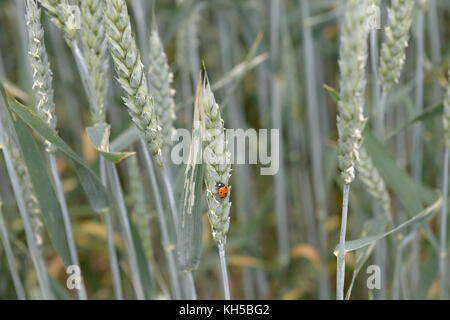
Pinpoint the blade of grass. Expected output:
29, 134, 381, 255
0, 199, 26, 299
3, 89, 109, 211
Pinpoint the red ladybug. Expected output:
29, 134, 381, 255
217, 182, 229, 199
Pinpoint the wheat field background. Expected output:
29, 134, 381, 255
0, 0, 449, 300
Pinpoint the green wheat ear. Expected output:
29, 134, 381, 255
38, 0, 78, 42
26, 0, 57, 153
337, 0, 369, 185
202, 76, 232, 247
80, 0, 109, 125
6, 137, 44, 250
148, 23, 176, 156
105, 0, 163, 167
356, 147, 392, 224
378, 0, 414, 96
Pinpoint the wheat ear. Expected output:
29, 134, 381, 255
202, 76, 232, 299
105, 0, 163, 167
80, 0, 109, 125
356, 147, 392, 224
26, 0, 56, 153
379, 0, 414, 96
37, 0, 77, 42
148, 23, 176, 155
336, 0, 369, 300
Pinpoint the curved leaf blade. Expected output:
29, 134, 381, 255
86, 124, 135, 163
3, 88, 110, 211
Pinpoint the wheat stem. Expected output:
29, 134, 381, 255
106, 161, 145, 300
71, 40, 99, 117
440, 71, 450, 299
440, 148, 449, 299
140, 139, 181, 299
1, 145, 52, 299
100, 156, 123, 300
0, 200, 26, 299
48, 153, 87, 299
336, 0, 369, 299
218, 244, 231, 300
410, 6, 425, 294
300, 0, 330, 298
336, 183, 350, 300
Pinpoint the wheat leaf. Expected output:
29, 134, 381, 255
2, 84, 110, 211
86, 124, 135, 163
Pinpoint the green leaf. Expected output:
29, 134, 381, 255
2, 86, 110, 212
386, 103, 443, 141
363, 128, 438, 214
48, 274, 72, 300
177, 163, 204, 271
6, 104, 72, 267
345, 216, 387, 300
333, 197, 441, 255
86, 124, 134, 163
129, 214, 157, 299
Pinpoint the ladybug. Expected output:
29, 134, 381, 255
217, 182, 229, 199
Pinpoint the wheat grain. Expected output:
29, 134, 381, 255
105, 0, 163, 167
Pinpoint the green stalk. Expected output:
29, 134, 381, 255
48, 153, 87, 299
100, 156, 123, 300
427, 0, 442, 103
2, 146, 52, 299
440, 70, 450, 299
336, 184, 350, 300
411, 7, 425, 294
140, 139, 181, 299
300, 0, 330, 298
218, 244, 230, 300
369, 6, 387, 300
0, 199, 26, 299
440, 148, 449, 299
131, 0, 149, 72
71, 40, 99, 116
271, 77, 290, 265
106, 161, 145, 300
46, 24, 83, 154
161, 163, 198, 299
